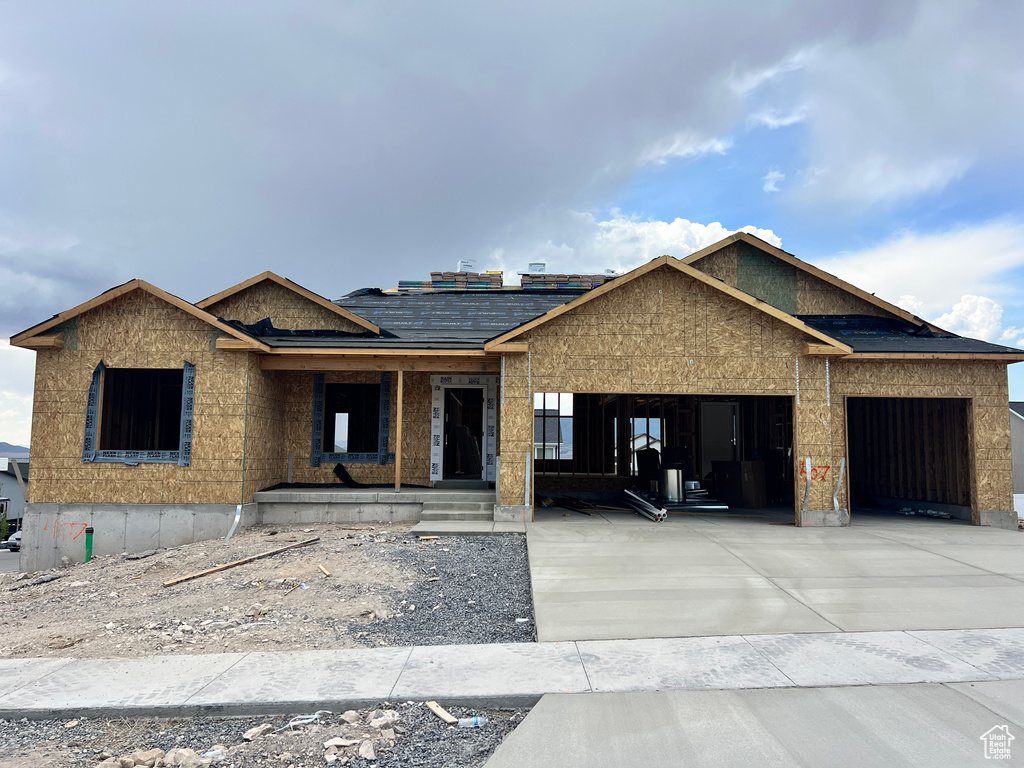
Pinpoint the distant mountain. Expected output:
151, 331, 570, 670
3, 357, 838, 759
0, 442, 29, 457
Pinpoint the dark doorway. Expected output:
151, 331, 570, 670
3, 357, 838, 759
700, 401, 738, 477
443, 388, 484, 479
846, 397, 972, 519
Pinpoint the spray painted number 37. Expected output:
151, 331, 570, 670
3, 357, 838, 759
799, 465, 831, 481
42, 519, 89, 540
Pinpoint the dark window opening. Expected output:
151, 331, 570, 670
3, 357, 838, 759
322, 383, 380, 454
99, 369, 183, 451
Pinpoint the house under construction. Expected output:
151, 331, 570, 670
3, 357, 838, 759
12, 232, 1024, 569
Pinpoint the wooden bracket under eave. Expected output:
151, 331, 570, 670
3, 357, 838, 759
802, 341, 850, 356
484, 342, 530, 353
13, 332, 64, 350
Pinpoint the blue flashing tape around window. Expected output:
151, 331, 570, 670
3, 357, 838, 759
312, 371, 394, 466
178, 361, 195, 467
83, 361, 194, 466
310, 373, 326, 468
378, 372, 392, 464
82, 361, 105, 462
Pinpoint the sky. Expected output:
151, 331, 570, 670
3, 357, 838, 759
2, 0, 1024, 447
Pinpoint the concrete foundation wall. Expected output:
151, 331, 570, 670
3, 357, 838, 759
20, 502, 258, 572
258, 502, 421, 525
799, 508, 851, 527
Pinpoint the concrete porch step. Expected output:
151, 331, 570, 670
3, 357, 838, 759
421, 500, 493, 512
410, 520, 527, 536
420, 509, 493, 521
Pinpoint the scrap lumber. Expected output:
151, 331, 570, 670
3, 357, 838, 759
162, 538, 320, 587
426, 701, 458, 724
318, 564, 331, 576
553, 496, 595, 516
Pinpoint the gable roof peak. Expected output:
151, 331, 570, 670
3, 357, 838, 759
10, 278, 269, 351
196, 271, 379, 334
484, 252, 851, 353
684, 231, 943, 331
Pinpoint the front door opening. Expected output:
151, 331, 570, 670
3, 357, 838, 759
443, 387, 484, 479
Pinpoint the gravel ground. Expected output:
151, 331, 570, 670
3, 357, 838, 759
357, 535, 535, 647
0, 703, 528, 768
0, 526, 534, 658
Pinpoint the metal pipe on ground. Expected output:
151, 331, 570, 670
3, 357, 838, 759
622, 489, 668, 522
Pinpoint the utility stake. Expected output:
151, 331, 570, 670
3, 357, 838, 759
318, 564, 331, 577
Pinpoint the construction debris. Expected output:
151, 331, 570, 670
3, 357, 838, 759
162, 538, 320, 587
426, 700, 458, 724
621, 489, 668, 522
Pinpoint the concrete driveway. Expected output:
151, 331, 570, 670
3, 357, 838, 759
485, 682, 1024, 768
527, 510, 1024, 642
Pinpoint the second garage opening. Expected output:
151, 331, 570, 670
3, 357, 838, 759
846, 396, 972, 522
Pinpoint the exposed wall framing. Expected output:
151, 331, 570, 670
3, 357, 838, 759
847, 397, 970, 507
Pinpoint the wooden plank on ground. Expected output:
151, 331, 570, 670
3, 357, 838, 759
162, 538, 320, 587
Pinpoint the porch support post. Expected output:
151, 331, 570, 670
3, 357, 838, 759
395, 370, 404, 491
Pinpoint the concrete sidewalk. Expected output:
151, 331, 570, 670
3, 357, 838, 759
1, 627, 1023, 720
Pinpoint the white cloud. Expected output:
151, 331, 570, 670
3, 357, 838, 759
487, 213, 781, 278
897, 295, 924, 314
762, 170, 785, 193
787, 1, 1024, 206
747, 105, 808, 130
815, 153, 971, 205
815, 220, 1024, 317
0, 340, 34, 448
935, 295, 1005, 341
728, 48, 818, 97
639, 134, 733, 166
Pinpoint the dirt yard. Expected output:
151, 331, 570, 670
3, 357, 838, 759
0, 524, 534, 659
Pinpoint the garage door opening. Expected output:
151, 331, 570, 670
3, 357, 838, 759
846, 397, 972, 521
532, 393, 794, 509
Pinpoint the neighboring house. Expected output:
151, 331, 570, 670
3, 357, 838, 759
0, 458, 28, 532
11, 233, 1024, 568
630, 433, 661, 474
1010, 402, 1024, 494
534, 409, 563, 459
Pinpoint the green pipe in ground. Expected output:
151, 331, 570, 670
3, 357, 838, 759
84, 526, 94, 563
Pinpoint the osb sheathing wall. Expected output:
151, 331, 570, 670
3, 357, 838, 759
831, 359, 1014, 520
240, 356, 288, 501
29, 289, 250, 505
497, 265, 1014, 519
277, 370, 433, 488
692, 243, 895, 317
204, 280, 365, 332
499, 265, 814, 506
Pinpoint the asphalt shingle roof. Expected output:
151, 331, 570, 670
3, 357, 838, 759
797, 315, 1024, 356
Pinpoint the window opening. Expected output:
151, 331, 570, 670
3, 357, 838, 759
310, 372, 393, 466
82, 361, 195, 465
